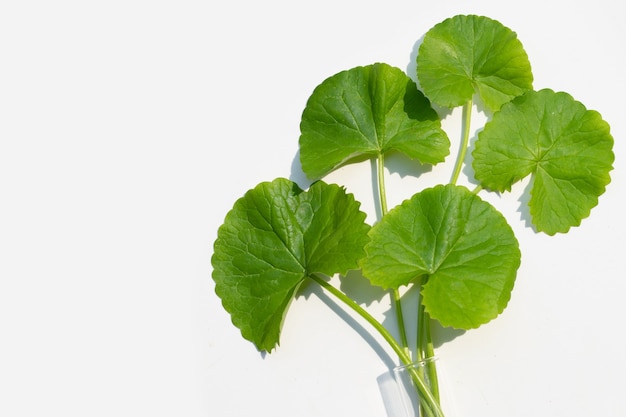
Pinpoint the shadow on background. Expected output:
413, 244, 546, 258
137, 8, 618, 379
296, 278, 397, 370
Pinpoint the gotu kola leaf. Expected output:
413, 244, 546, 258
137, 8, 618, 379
417, 14, 533, 112
299, 62, 450, 180
472, 88, 614, 235
211, 178, 370, 352
360, 184, 520, 330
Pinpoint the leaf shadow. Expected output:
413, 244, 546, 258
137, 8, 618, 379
290, 148, 312, 189
516, 178, 537, 232
296, 277, 397, 370
339, 269, 388, 306
384, 150, 434, 179
406, 34, 423, 85
296, 271, 387, 307
430, 319, 466, 349
407, 34, 452, 120
290, 146, 374, 189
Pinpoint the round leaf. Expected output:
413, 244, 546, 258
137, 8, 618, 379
211, 178, 370, 352
473, 89, 614, 235
299, 63, 450, 179
360, 184, 520, 330
417, 14, 533, 112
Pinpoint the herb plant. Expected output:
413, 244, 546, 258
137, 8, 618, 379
211, 14, 614, 417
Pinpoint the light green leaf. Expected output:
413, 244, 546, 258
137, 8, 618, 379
211, 178, 370, 351
417, 14, 533, 112
360, 184, 520, 330
473, 88, 614, 235
299, 63, 450, 180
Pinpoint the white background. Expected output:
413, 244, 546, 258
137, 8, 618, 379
1, 1, 624, 416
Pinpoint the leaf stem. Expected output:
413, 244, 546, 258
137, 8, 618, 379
416, 277, 425, 362
377, 152, 389, 216
393, 288, 411, 358
309, 274, 445, 417
422, 309, 440, 402
376, 152, 410, 357
450, 100, 473, 185
416, 278, 440, 408
417, 300, 426, 361
471, 184, 483, 194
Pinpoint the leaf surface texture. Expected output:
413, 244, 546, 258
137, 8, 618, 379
361, 184, 520, 329
300, 63, 449, 179
473, 89, 614, 234
417, 14, 533, 111
212, 179, 370, 351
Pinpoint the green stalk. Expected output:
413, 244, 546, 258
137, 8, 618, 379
416, 296, 426, 417
309, 274, 445, 417
417, 301, 426, 361
422, 309, 440, 403
393, 288, 410, 358
416, 281, 437, 389
450, 100, 473, 185
415, 278, 424, 362
377, 152, 389, 216
377, 152, 410, 358
415, 278, 440, 415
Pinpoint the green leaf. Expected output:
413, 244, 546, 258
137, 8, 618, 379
360, 184, 520, 330
473, 88, 614, 235
417, 14, 533, 112
299, 63, 450, 180
211, 178, 371, 351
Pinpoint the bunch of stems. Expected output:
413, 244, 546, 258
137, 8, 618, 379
310, 101, 475, 417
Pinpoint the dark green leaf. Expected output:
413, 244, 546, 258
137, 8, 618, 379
417, 14, 533, 111
360, 184, 520, 330
299, 63, 449, 179
211, 178, 370, 351
473, 88, 614, 235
